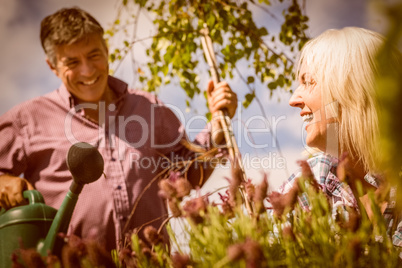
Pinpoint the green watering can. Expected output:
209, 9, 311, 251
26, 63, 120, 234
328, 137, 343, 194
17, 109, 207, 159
0, 142, 104, 267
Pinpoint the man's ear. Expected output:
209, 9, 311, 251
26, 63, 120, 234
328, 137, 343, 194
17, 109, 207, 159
46, 57, 59, 76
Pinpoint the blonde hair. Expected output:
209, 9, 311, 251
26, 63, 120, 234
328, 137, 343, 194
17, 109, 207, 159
296, 27, 387, 173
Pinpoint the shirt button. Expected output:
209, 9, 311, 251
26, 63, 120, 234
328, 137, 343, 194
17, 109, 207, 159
117, 185, 122, 190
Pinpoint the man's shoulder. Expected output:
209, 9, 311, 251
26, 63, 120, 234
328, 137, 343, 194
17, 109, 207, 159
127, 88, 159, 103
108, 75, 161, 105
1, 89, 66, 121
4, 94, 51, 112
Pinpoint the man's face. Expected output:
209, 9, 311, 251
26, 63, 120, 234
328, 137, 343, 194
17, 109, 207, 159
47, 34, 109, 103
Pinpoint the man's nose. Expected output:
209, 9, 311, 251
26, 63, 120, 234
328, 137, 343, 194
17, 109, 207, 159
80, 60, 95, 76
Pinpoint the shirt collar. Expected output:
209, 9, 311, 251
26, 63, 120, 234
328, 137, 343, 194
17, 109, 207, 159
314, 153, 381, 191
364, 173, 380, 189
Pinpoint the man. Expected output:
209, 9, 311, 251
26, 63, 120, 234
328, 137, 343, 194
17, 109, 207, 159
0, 7, 237, 251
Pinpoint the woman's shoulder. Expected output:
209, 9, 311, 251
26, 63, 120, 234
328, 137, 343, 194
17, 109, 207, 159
307, 153, 338, 168
279, 153, 338, 193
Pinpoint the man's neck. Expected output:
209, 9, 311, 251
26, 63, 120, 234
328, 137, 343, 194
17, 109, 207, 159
78, 86, 116, 125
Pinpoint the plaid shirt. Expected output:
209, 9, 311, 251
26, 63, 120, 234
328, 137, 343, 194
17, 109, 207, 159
0, 76, 215, 250
278, 153, 402, 247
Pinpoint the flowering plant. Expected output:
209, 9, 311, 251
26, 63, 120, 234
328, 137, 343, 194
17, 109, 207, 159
12, 158, 401, 268
114, 159, 401, 268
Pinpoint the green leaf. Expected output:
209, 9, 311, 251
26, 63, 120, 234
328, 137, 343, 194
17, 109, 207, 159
207, 14, 216, 27
205, 112, 212, 121
259, 27, 268, 36
247, 76, 255, 84
268, 81, 277, 90
243, 92, 255, 108
161, 65, 169, 76
110, 53, 116, 62
277, 74, 285, 87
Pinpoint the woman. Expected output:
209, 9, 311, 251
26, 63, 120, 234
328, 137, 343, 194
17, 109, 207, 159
279, 27, 402, 246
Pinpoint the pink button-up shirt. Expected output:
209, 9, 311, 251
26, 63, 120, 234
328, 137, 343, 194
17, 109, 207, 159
0, 76, 214, 250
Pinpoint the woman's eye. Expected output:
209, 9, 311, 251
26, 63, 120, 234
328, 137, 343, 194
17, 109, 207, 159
304, 80, 315, 87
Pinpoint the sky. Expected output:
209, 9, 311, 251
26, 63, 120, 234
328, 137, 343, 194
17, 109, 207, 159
0, 0, 390, 193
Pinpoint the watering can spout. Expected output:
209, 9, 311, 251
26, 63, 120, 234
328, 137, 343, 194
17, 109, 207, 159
37, 142, 104, 256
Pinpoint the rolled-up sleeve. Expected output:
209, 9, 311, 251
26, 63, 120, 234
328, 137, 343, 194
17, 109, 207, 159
0, 107, 28, 177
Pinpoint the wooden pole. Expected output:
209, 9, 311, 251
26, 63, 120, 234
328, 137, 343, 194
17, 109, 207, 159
200, 25, 254, 216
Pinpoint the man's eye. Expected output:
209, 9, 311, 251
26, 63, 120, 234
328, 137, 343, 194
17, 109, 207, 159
66, 61, 78, 67
89, 54, 101, 59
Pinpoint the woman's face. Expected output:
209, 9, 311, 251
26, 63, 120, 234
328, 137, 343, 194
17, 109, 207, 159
289, 64, 338, 154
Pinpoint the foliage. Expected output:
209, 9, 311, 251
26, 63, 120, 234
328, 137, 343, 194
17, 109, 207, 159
11, 234, 116, 268
374, 0, 402, 201
11, 163, 402, 267
105, 0, 309, 109
112, 160, 401, 268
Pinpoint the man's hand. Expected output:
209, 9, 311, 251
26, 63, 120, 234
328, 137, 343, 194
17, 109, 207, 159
206, 80, 238, 146
0, 175, 34, 210
207, 80, 237, 118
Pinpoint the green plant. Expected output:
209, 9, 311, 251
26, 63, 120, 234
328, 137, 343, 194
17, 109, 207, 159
115, 160, 401, 268
106, 0, 309, 111
11, 162, 401, 267
374, 0, 402, 200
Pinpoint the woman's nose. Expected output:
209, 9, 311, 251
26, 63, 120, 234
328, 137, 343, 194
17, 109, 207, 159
289, 86, 304, 108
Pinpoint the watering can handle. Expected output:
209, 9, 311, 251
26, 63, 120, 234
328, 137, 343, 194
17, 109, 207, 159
23, 190, 45, 204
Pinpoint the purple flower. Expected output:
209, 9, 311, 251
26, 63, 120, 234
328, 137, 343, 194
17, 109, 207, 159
168, 198, 182, 217
13, 248, 45, 268
297, 160, 320, 191
218, 191, 235, 218
227, 243, 244, 261
158, 179, 177, 199
268, 179, 300, 217
171, 252, 192, 268
174, 178, 192, 198
253, 175, 269, 214
143, 225, 164, 245
244, 179, 256, 202
182, 196, 208, 224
